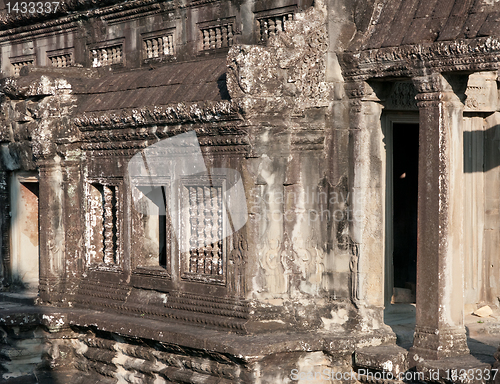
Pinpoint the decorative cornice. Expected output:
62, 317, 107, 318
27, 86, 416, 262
0, 0, 206, 39
182, 0, 221, 9
0, 0, 179, 41
74, 101, 242, 129
341, 37, 500, 81
0, 0, 148, 29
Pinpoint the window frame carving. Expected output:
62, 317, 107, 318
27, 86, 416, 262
10, 54, 36, 76
197, 17, 237, 52
130, 175, 172, 279
88, 38, 125, 68
254, 5, 296, 43
141, 28, 176, 63
179, 176, 227, 286
85, 178, 123, 271
47, 47, 74, 68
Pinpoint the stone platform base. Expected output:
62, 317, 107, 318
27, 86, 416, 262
0, 301, 496, 383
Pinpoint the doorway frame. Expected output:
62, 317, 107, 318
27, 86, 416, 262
10, 172, 39, 290
382, 112, 419, 307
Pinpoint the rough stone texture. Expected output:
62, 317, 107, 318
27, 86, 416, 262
355, 345, 409, 376
474, 306, 494, 318
0, 0, 500, 383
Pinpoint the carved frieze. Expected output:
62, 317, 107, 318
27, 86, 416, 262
341, 37, 500, 81
464, 71, 499, 112
385, 82, 418, 111
73, 101, 241, 129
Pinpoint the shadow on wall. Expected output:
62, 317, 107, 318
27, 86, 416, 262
217, 73, 230, 100
464, 125, 500, 173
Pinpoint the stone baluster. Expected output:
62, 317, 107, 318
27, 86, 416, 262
269, 18, 276, 37
215, 27, 222, 49
217, 187, 223, 275
92, 50, 98, 67
101, 48, 107, 65
203, 186, 212, 274
116, 46, 122, 63
189, 187, 198, 272
202, 30, 209, 50
103, 185, 115, 264
222, 26, 228, 47
227, 24, 233, 46
168, 35, 174, 54
209, 28, 215, 49
157, 37, 163, 56
152, 39, 158, 58
210, 187, 219, 275
259, 19, 267, 42
162, 37, 168, 55
196, 186, 205, 272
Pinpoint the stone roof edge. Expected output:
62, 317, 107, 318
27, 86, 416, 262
73, 100, 243, 130
340, 36, 500, 81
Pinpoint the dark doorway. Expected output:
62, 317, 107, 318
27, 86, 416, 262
392, 123, 418, 299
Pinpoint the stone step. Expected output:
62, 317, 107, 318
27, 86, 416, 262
355, 345, 409, 376
0, 343, 44, 360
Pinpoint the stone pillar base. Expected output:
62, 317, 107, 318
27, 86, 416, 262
409, 325, 469, 364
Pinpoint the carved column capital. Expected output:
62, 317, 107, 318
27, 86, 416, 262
412, 72, 468, 108
345, 80, 378, 100
412, 73, 452, 94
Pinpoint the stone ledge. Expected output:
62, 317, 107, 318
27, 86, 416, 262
0, 304, 396, 360
416, 355, 492, 384
67, 308, 395, 360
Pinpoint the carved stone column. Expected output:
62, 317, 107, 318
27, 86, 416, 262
61, 150, 84, 291
346, 81, 386, 316
410, 73, 469, 361
0, 170, 10, 286
38, 157, 66, 303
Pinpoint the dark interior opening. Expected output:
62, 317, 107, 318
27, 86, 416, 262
392, 123, 418, 297
159, 214, 167, 268
21, 182, 39, 198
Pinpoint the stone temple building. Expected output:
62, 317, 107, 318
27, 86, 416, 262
2, 0, 500, 382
